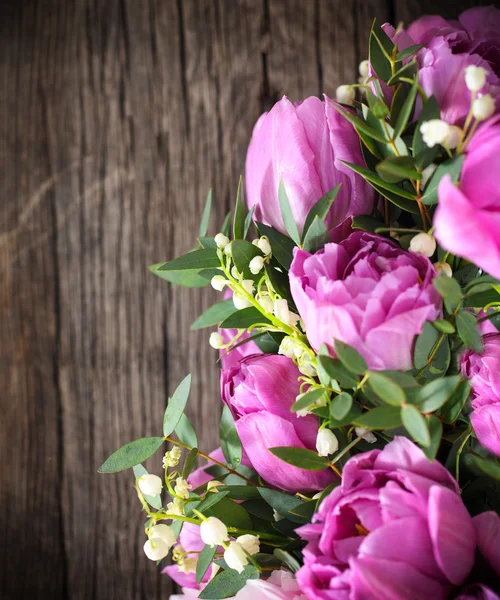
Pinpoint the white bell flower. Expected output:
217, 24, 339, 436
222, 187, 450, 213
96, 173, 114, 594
224, 541, 248, 573
200, 517, 229, 547
316, 429, 339, 457
138, 474, 163, 496
409, 232, 436, 257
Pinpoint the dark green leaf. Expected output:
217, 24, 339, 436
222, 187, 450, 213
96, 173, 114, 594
387, 59, 417, 85
433, 275, 463, 312
413, 96, 440, 168
291, 387, 328, 413
158, 249, 220, 272
318, 354, 359, 389
302, 216, 330, 253
341, 161, 417, 200
326, 402, 363, 429
199, 237, 218, 249
269, 447, 329, 471
199, 189, 213, 237
255, 222, 296, 271
456, 311, 483, 352
390, 83, 407, 126
352, 405, 403, 429
330, 392, 353, 420
368, 372, 407, 406
366, 91, 390, 119
421, 155, 465, 206
288, 499, 317, 520
334, 340, 368, 375
442, 380, 471, 424
433, 319, 456, 334
401, 404, 431, 447
376, 156, 421, 183
257, 488, 304, 523
414, 322, 446, 370
253, 332, 283, 354
332, 102, 389, 144
302, 184, 341, 239
221, 211, 232, 237
278, 180, 301, 245
396, 44, 424, 60
191, 300, 236, 330
133, 465, 162, 509
163, 374, 192, 437
182, 447, 199, 479
175, 413, 198, 448
233, 177, 246, 240
149, 263, 217, 288
205, 497, 253, 530
393, 77, 419, 139
418, 375, 462, 413
243, 206, 255, 239
196, 545, 217, 584
264, 265, 294, 305
351, 215, 384, 233
198, 565, 260, 599
219, 306, 271, 329
369, 19, 395, 82
463, 453, 500, 481
220, 405, 242, 468
231, 239, 263, 278
217, 486, 262, 501
98, 437, 164, 473
369, 181, 420, 214
194, 491, 231, 515
422, 415, 442, 461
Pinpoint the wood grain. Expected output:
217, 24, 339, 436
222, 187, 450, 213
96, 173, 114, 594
0, 0, 494, 598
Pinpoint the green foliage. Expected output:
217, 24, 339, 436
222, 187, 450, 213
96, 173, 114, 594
175, 413, 198, 448
255, 222, 296, 270
291, 387, 328, 413
219, 307, 271, 329
198, 566, 260, 599
421, 155, 465, 206
191, 300, 236, 330
220, 405, 242, 468
456, 310, 483, 352
302, 216, 330, 253
302, 184, 341, 240
196, 545, 218, 584
163, 374, 192, 437
401, 404, 430, 447
132, 465, 162, 509
158, 249, 220, 272
149, 263, 216, 288
330, 392, 353, 420
199, 189, 213, 238
233, 176, 246, 240
368, 372, 407, 406
334, 340, 368, 375
269, 446, 329, 471
98, 437, 164, 474
352, 405, 403, 430
182, 447, 199, 479
231, 240, 263, 278
278, 180, 301, 245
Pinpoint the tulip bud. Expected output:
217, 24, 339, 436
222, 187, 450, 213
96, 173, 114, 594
464, 65, 488, 92
257, 237, 272, 256
316, 428, 339, 457
472, 94, 495, 121
236, 534, 260, 556
355, 427, 377, 444
336, 84, 355, 106
233, 294, 252, 310
434, 261, 452, 277
138, 474, 163, 496
209, 332, 225, 349
409, 232, 436, 257
144, 538, 169, 561
214, 233, 230, 249
200, 516, 229, 547
211, 275, 227, 291
224, 541, 248, 573
174, 477, 192, 499
420, 119, 452, 148
249, 255, 265, 275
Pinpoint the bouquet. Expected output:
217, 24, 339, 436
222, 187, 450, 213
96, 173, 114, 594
99, 7, 500, 600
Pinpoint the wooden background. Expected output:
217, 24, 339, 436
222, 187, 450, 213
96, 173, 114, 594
0, 0, 495, 598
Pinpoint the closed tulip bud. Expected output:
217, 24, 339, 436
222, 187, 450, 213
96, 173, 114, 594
138, 474, 163, 496
211, 275, 227, 291
249, 255, 265, 274
355, 427, 377, 444
420, 119, 452, 148
209, 332, 225, 349
336, 84, 355, 106
200, 516, 229, 547
434, 261, 453, 277
214, 233, 230, 249
464, 65, 488, 92
316, 429, 339, 457
257, 237, 272, 256
472, 94, 495, 121
224, 541, 248, 573
409, 232, 437, 257
236, 534, 260, 556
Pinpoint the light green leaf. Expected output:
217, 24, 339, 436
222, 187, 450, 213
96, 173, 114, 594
221, 211, 232, 237
302, 216, 330, 253
334, 340, 368, 375
191, 300, 236, 330
376, 156, 421, 183
401, 404, 431, 447
220, 405, 242, 468
219, 306, 271, 329
278, 180, 301, 245
163, 374, 192, 437
199, 189, 213, 237
233, 176, 246, 240
158, 249, 220, 272
368, 372, 407, 406
196, 544, 217, 584
433, 319, 456, 334
149, 263, 216, 288
291, 387, 328, 413
330, 392, 353, 420
302, 184, 341, 240
456, 311, 483, 352
175, 413, 198, 448
98, 437, 164, 473
198, 565, 260, 599
273, 549, 301, 573
418, 375, 462, 413
421, 155, 466, 206
352, 405, 403, 430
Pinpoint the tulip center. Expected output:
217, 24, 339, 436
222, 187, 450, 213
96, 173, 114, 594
355, 523, 370, 536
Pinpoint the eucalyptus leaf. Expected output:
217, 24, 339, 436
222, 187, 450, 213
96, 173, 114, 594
291, 387, 328, 413
368, 372, 406, 406
352, 405, 403, 430
182, 447, 199, 479
198, 565, 260, 599
330, 392, 353, 420
269, 447, 329, 471
334, 340, 368, 375
417, 375, 462, 413
456, 310, 483, 352
149, 264, 217, 288
220, 405, 242, 468
376, 156, 420, 183
442, 380, 471, 424
421, 155, 465, 206
199, 189, 213, 237
196, 545, 217, 584
163, 374, 192, 437
175, 413, 198, 448
422, 415, 442, 461
278, 180, 301, 245
191, 300, 236, 330
255, 222, 296, 271
98, 437, 164, 474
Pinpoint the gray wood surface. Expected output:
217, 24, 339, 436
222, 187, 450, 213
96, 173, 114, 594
0, 0, 490, 598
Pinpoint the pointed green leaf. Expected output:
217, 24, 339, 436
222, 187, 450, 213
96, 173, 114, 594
191, 300, 236, 330
256, 222, 296, 270
330, 392, 353, 420
302, 184, 341, 240
149, 263, 217, 288
418, 375, 462, 413
182, 447, 199, 479
221, 211, 232, 237
331, 102, 389, 144
334, 340, 368, 375
196, 544, 217, 584
198, 565, 260, 599
387, 59, 417, 85
98, 437, 164, 473
273, 549, 301, 573
175, 413, 198, 448
278, 180, 301, 245
269, 447, 329, 471
233, 176, 246, 240
422, 415, 442, 461
456, 311, 483, 352
421, 155, 466, 206
231, 239, 263, 278
163, 374, 192, 437
291, 387, 328, 412
199, 189, 213, 237
302, 216, 330, 253
413, 96, 440, 167
376, 156, 421, 183
220, 405, 242, 468
243, 205, 255, 239
396, 44, 424, 61
401, 404, 431, 447
442, 380, 471, 424
219, 306, 271, 329
369, 19, 396, 82
393, 77, 419, 139
352, 405, 403, 430
158, 249, 220, 272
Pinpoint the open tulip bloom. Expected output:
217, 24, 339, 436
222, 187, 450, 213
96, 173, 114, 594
99, 7, 500, 600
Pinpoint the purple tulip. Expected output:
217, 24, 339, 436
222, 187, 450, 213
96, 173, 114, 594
461, 333, 500, 456
221, 354, 336, 492
405, 7, 500, 124
296, 437, 487, 599
289, 231, 442, 371
245, 95, 374, 237
434, 117, 500, 279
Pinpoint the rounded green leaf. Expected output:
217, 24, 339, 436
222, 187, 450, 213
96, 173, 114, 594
401, 404, 431, 447
98, 437, 164, 473
334, 340, 368, 375
368, 372, 406, 406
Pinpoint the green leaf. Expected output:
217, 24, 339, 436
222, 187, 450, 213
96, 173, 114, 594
198, 565, 260, 599
244, 206, 255, 239
366, 91, 390, 119
269, 447, 329, 471
351, 215, 384, 233
158, 249, 220, 272
369, 19, 396, 82
149, 263, 216, 288
442, 380, 471, 424
231, 239, 263, 278
421, 155, 465, 206
418, 375, 462, 413
433, 275, 463, 312
288, 499, 317, 520
326, 402, 362, 429
257, 488, 304, 523
376, 156, 421, 183
217, 486, 262, 501
456, 311, 483, 352
433, 319, 456, 334
199, 237, 218, 249
273, 549, 301, 573
352, 405, 403, 430
175, 413, 198, 448
387, 59, 417, 85
302, 216, 330, 253
462, 453, 500, 481
414, 321, 444, 370
163, 374, 192, 437
369, 181, 420, 214
390, 83, 407, 127
191, 300, 236, 330
291, 387, 328, 413
199, 189, 213, 237
302, 184, 341, 239
220, 405, 242, 468
205, 497, 253, 530
368, 372, 407, 406
98, 437, 164, 473
334, 340, 368, 375
331, 102, 389, 144
264, 265, 294, 305
396, 44, 424, 60
253, 332, 283, 354
182, 447, 199, 479
256, 222, 296, 271
278, 180, 301, 245
219, 306, 271, 329
233, 176, 246, 240
133, 465, 162, 509
413, 96, 440, 168
221, 211, 232, 237
340, 161, 417, 200
196, 544, 217, 584
422, 415, 442, 461
330, 392, 353, 420
393, 77, 419, 139
318, 354, 359, 389
401, 404, 431, 447
194, 491, 231, 514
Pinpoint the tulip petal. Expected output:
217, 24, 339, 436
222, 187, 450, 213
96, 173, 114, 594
471, 404, 500, 456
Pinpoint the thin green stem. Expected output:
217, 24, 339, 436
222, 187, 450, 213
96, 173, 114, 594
330, 435, 365, 466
